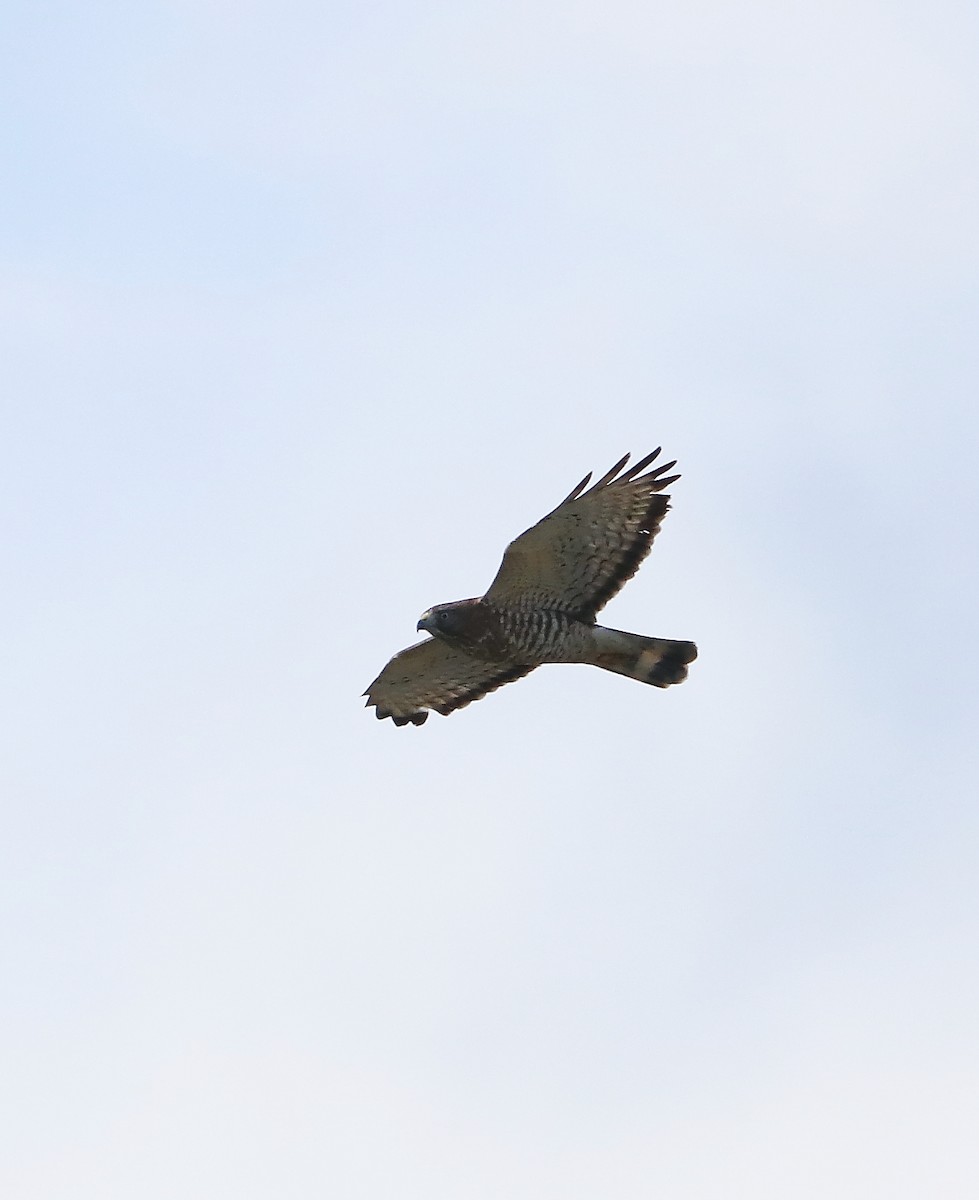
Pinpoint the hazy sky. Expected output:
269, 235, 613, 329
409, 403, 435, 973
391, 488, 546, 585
3, 2, 978, 1196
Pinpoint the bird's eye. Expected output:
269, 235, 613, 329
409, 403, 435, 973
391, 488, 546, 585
438, 611, 450, 626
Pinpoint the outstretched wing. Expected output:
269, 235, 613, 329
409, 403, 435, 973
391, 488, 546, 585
364, 637, 536, 726
482, 450, 680, 621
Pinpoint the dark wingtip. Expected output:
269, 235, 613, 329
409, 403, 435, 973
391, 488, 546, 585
591, 453, 632, 490
376, 706, 428, 726
366, 685, 429, 726
620, 448, 661, 480
560, 470, 593, 505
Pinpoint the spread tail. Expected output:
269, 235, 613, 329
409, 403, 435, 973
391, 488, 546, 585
589, 626, 698, 688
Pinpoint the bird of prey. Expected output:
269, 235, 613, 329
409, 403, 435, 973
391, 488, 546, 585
364, 449, 697, 726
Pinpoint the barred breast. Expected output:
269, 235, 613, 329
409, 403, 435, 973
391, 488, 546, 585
490, 606, 595, 664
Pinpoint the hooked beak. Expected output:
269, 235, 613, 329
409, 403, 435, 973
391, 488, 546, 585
417, 610, 433, 633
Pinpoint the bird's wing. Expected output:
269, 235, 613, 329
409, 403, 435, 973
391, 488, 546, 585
482, 449, 679, 621
364, 636, 536, 726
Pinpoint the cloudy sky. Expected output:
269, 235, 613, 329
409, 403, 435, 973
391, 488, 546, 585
3, 1, 978, 1196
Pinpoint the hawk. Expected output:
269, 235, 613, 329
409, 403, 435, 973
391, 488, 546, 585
364, 449, 697, 726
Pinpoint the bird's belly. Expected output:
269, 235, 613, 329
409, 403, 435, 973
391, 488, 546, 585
499, 610, 593, 664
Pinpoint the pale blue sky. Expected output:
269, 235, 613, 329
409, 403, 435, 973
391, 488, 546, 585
2, 2, 978, 1196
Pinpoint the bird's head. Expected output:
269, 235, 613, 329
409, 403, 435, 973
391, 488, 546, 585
416, 599, 482, 649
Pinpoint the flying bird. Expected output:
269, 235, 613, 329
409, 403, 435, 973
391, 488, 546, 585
364, 449, 697, 726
